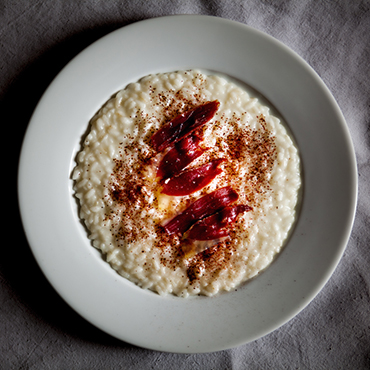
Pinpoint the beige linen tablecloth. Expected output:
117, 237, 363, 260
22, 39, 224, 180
2, 1, 369, 368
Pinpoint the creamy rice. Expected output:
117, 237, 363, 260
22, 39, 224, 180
72, 70, 301, 297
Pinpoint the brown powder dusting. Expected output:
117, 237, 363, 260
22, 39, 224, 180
222, 115, 277, 208
103, 78, 277, 284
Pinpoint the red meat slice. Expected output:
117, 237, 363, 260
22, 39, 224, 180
157, 133, 206, 180
164, 186, 239, 235
184, 204, 252, 241
151, 100, 220, 153
161, 159, 225, 196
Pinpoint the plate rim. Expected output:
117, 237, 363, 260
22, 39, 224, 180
18, 14, 358, 353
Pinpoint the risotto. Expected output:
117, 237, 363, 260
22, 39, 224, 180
72, 70, 301, 297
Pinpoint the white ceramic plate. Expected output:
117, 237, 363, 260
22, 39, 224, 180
18, 15, 357, 353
